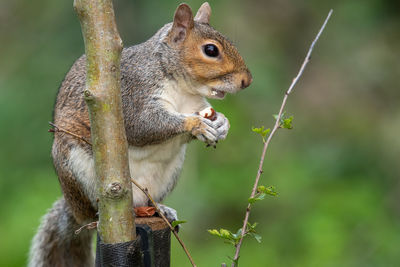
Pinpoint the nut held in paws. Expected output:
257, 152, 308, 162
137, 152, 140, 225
198, 107, 217, 121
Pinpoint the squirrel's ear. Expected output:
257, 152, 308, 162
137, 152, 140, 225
194, 2, 211, 24
170, 3, 194, 43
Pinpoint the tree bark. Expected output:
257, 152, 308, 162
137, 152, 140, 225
73, 0, 136, 243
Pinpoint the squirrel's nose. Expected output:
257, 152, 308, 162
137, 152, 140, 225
240, 70, 253, 89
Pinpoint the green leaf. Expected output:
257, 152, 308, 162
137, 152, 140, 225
248, 193, 266, 204
248, 186, 278, 204
252, 126, 263, 134
258, 185, 278, 196
208, 228, 242, 246
231, 228, 243, 240
282, 116, 294, 129
258, 185, 266, 191
208, 225, 262, 247
246, 222, 258, 232
248, 197, 256, 204
273, 112, 294, 129
220, 228, 232, 239
208, 229, 220, 236
171, 220, 187, 228
250, 233, 262, 243
236, 228, 243, 236
267, 186, 278, 196
252, 126, 270, 141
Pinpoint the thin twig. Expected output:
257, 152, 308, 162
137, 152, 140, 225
231, 10, 333, 266
74, 221, 98, 235
131, 178, 197, 267
48, 122, 92, 145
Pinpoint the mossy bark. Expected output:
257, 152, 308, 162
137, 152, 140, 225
73, 0, 136, 243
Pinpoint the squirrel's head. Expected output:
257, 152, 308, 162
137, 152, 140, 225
166, 2, 252, 99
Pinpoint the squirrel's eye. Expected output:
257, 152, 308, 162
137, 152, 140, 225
203, 44, 219, 58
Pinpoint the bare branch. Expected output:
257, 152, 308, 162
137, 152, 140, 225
231, 10, 333, 266
49, 122, 92, 146
74, 221, 98, 235
131, 178, 197, 267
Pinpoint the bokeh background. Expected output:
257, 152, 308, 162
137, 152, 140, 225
1, 0, 400, 266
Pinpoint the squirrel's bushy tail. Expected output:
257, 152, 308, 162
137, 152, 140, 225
29, 198, 94, 267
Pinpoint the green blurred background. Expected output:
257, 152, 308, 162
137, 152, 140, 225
1, 0, 400, 266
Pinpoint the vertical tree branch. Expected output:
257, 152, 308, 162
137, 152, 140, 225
73, 0, 136, 243
231, 9, 333, 266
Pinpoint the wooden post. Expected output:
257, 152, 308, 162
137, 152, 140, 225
73, 0, 136, 244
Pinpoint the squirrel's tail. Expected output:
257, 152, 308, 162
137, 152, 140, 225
29, 198, 94, 267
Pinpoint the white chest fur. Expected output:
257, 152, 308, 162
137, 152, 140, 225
68, 141, 187, 208
159, 79, 209, 114
128, 137, 187, 206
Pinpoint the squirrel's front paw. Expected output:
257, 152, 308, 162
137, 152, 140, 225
184, 115, 219, 146
184, 113, 230, 146
213, 112, 230, 141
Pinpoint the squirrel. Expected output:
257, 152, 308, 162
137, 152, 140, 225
29, 2, 252, 267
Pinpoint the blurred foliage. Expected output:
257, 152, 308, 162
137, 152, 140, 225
1, 0, 400, 266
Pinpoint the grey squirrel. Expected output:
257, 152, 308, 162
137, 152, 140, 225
29, 2, 252, 266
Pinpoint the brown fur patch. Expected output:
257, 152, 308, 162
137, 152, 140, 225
183, 116, 202, 132
174, 22, 252, 92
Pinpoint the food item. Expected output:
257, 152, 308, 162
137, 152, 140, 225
198, 107, 217, 121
